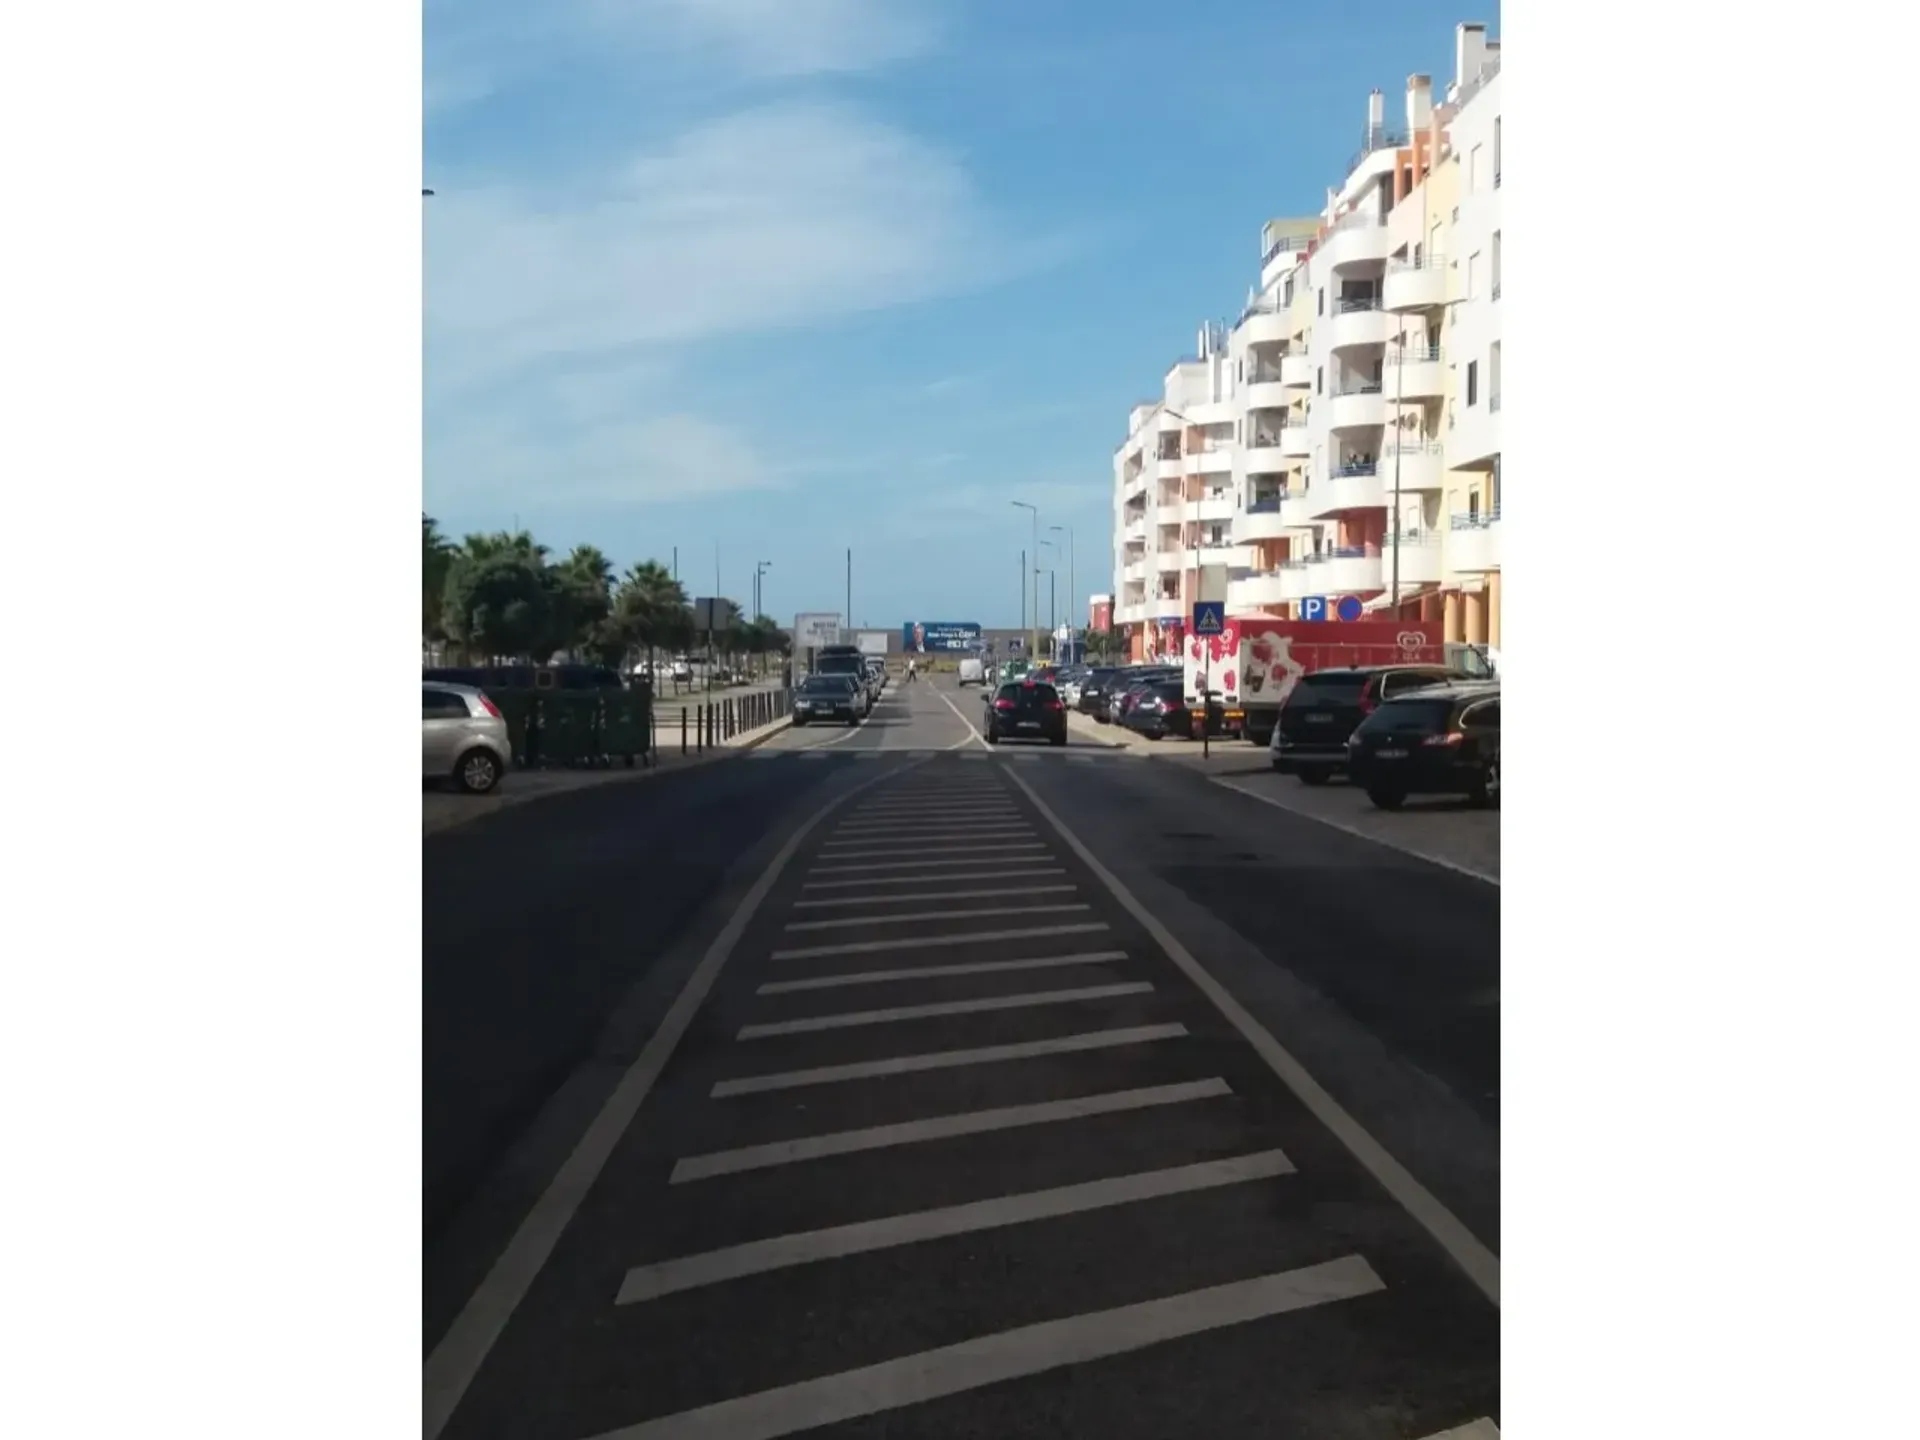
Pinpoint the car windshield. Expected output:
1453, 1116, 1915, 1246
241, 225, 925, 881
802, 677, 852, 694
1287, 672, 1370, 703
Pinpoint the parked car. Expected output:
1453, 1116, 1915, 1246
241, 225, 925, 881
423, 682, 510, 794
792, 674, 863, 727
1109, 668, 1182, 726
957, 656, 986, 687
1121, 680, 1196, 741
1347, 683, 1500, 809
1270, 664, 1472, 784
983, 679, 1069, 746
1076, 666, 1123, 720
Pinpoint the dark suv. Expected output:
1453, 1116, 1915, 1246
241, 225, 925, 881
1347, 683, 1500, 809
984, 679, 1069, 745
1270, 665, 1467, 783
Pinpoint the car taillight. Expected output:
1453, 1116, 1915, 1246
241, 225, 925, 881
1422, 731, 1462, 747
1358, 686, 1377, 716
1045, 699, 1063, 711
477, 694, 502, 719
994, 699, 1015, 711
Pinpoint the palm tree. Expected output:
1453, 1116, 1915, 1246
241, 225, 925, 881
613, 560, 691, 683
422, 514, 456, 650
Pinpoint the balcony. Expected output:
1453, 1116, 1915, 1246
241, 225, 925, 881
1236, 307, 1289, 347
1244, 378, 1291, 411
1243, 433, 1288, 472
1228, 562, 1313, 612
1448, 507, 1503, 573
1377, 442, 1445, 492
1236, 499, 1295, 541
1185, 445, 1233, 477
1194, 491, 1237, 523
1280, 489, 1319, 530
1321, 297, 1394, 352
1280, 352, 1312, 388
1122, 468, 1149, 496
1280, 420, 1312, 457
1310, 546, 1385, 596
1122, 559, 1147, 582
1382, 347, 1445, 402
1155, 454, 1184, 481
1197, 541, 1256, 569
1154, 550, 1184, 573
1381, 532, 1444, 587
1382, 258, 1448, 313
1311, 462, 1388, 517
1317, 211, 1392, 272
1327, 385, 1388, 432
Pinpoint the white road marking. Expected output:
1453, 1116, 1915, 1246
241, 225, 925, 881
1210, 774, 1500, 886
757, 951, 1126, 994
586, 1255, 1383, 1440
932, 683, 992, 750
772, 921, 1109, 960
421, 757, 928, 1440
784, 902, 1090, 932
708, 1023, 1188, 1096
822, 828, 1031, 849
803, 867, 1067, 889
1416, 1422, 1500, 1439
834, 815, 1020, 832
814, 840, 1040, 861
738, 982, 1154, 1037
618, 1149, 1294, 1303
808, 853, 1051, 876
1001, 764, 1502, 1307
794, 884, 1075, 907
669, 1078, 1230, 1182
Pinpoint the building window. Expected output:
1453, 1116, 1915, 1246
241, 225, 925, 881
1466, 251, 1481, 299
1316, 367, 1323, 395
1489, 342, 1501, 410
1317, 289, 1325, 316
1491, 231, 1501, 300
1469, 143, 1482, 192
1466, 360, 1479, 407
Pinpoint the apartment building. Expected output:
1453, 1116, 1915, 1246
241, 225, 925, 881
1108, 20, 1501, 654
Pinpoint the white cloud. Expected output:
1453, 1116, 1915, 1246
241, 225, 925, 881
425, 99, 1052, 387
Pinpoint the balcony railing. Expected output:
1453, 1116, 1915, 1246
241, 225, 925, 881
1334, 296, 1382, 314
1246, 495, 1289, 514
1333, 461, 1379, 478
1449, 503, 1502, 531
1259, 231, 1315, 268
1332, 382, 1384, 398
1452, 55, 1502, 112
1347, 127, 1409, 176
1385, 254, 1446, 274
1385, 344, 1443, 365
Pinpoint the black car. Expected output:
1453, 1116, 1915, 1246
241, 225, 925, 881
1347, 684, 1500, 809
791, 675, 862, 726
1109, 668, 1181, 725
1270, 664, 1470, 783
1077, 666, 1124, 720
1121, 679, 1195, 741
984, 679, 1068, 746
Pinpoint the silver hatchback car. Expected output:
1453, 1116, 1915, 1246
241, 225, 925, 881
423, 681, 511, 794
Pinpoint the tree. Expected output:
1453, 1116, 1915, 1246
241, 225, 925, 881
549, 544, 616, 659
440, 549, 555, 661
608, 560, 692, 679
423, 514, 455, 645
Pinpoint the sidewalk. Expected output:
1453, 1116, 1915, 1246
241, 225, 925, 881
424, 708, 792, 837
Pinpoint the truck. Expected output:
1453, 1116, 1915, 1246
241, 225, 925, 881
1184, 618, 1450, 747
854, 631, 890, 660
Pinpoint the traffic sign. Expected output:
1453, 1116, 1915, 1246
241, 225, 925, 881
1335, 595, 1364, 622
1299, 596, 1327, 622
1191, 601, 1226, 637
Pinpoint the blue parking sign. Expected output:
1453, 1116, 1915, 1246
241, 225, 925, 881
1191, 601, 1226, 636
1300, 596, 1327, 622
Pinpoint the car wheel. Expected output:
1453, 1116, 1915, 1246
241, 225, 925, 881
1049, 734, 1067, 747
847, 716, 859, 727
1297, 770, 1330, 786
455, 747, 502, 795
1366, 786, 1406, 811
985, 729, 999, 745
1469, 757, 1497, 807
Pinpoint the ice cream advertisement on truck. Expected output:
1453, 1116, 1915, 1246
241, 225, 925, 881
1189, 619, 1442, 745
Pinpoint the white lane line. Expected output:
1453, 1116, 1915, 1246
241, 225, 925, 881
933, 683, 992, 751
1416, 1423, 1500, 1440
785, 902, 1090, 932
587, 1255, 1383, 1440
795, 884, 1075, 908
808, 854, 1052, 877
618, 1149, 1294, 1303
1001, 764, 1503, 1308
709, 1023, 1189, 1096
738, 982, 1154, 1038
822, 828, 1032, 849
670, 1078, 1229, 1183
1209, 774, 1500, 887
804, 868, 1066, 890
814, 841, 1042, 861
422, 753, 928, 1440
834, 816, 1021, 833
757, 951, 1126, 994
773, 922, 1109, 960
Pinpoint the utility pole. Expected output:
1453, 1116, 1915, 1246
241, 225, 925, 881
1018, 549, 1026, 636
1011, 500, 1039, 661
845, 549, 852, 642
1051, 523, 1075, 658
1391, 326, 1404, 611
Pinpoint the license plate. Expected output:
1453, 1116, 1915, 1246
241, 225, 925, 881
1375, 748, 1408, 760
1306, 712, 1332, 723
1018, 721, 1040, 730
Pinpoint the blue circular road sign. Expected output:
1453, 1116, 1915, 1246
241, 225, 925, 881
1335, 594, 1364, 622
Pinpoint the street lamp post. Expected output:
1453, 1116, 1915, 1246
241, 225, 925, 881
754, 560, 772, 676
1011, 500, 1039, 660
1050, 523, 1075, 658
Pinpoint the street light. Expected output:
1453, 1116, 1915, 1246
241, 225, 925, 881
1010, 500, 1039, 660
1050, 523, 1075, 657
754, 560, 772, 676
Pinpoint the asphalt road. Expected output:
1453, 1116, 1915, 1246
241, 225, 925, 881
425, 676, 1499, 1439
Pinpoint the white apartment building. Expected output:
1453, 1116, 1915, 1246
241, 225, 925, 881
1108, 20, 1501, 653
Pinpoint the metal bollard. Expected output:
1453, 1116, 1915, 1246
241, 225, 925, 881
681, 707, 688, 755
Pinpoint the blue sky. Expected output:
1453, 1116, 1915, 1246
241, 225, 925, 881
424, 0, 1469, 630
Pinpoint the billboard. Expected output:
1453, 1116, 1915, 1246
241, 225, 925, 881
901, 621, 983, 654
794, 612, 841, 649
1089, 596, 1113, 632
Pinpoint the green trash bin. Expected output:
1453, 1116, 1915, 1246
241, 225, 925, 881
602, 689, 651, 767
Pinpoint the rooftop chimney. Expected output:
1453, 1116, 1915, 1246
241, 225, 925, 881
1455, 23, 1487, 90
1406, 74, 1433, 135
1366, 89, 1385, 134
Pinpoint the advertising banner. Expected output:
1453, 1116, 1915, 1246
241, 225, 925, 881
900, 621, 984, 654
